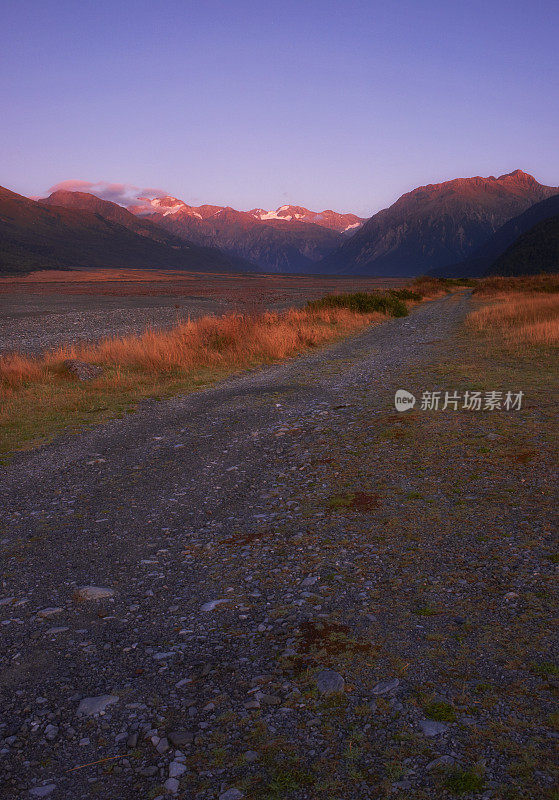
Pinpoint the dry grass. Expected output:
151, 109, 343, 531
473, 273, 559, 296
467, 292, 559, 348
0, 304, 389, 454
0, 306, 384, 391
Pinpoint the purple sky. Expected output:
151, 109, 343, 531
2, 0, 558, 216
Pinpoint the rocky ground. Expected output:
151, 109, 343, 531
0, 293, 557, 799
0, 293, 229, 355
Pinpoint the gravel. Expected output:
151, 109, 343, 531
0, 292, 556, 799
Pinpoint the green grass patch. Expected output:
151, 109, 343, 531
307, 291, 409, 317
423, 701, 457, 722
444, 767, 485, 794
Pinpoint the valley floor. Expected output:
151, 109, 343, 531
0, 293, 557, 800
0, 270, 404, 355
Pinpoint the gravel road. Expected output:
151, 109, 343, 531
1, 293, 556, 800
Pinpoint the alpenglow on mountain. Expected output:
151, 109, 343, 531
129, 198, 365, 272
319, 170, 558, 276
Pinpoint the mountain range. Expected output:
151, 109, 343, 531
129, 197, 363, 272
0, 187, 255, 274
319, 170, 558, 276
1, 170, 557, 276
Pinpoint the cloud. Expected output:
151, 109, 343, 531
45, 180, 168, 207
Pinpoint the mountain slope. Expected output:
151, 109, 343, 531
131, 198, 344, 272
0, 187, 256, 274
431, 194, 559, 277
320, 170, 558, 277
486, 215, 559, 276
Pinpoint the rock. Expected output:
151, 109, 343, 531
29, 787, 56, 798
219, 790, 244, 800
200, 599, 230, 612
37, 607, 64, 619
244, 750, 260, 762
372, 678, 400, 695
419, 719, 449, 737
64, 360, 103, 381
126, 733, 138, 748
169, 761, 187, 778
77, 586, 114, 601
76, 695, 119, 716
316, 669, 345, 695
164, 777, 179, 794
156, 737, 169, 754
426, 755, 455, 771
300, 576, 318, 587
44, 724, 58, 740
168, 730, 194, 747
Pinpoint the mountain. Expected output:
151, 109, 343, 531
130, 197, 361, 272
320, 170, 559, 277
431, 193, 559, 277
0, 187, 256, 274
486, 214, 559, 276
248, 205, 364, 234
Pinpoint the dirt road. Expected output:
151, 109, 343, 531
1, 293, 556, 799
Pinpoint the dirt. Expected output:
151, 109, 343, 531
0, 293, 556, 800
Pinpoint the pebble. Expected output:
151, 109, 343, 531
200, 599, 231, 612
169, 761, 187, 778
219, 790, 244, 800
372, 678, 400, 695
419, 719, 449, 737
37, 607, 64, 618
76, 586, 114, 601
28, 787, 56, 798
164, 777, 179, 794
316, 669, 345, 695
76, 695, 119, 716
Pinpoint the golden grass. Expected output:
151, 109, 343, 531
473, 273, 559, 296
0, 305, 386, 454
467, 292, 559, 348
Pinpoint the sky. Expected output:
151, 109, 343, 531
2, 0, 558, 217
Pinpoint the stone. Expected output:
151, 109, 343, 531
316, 669, 345, 695
168, 730, 194, 747
76, 695, 119, 716
372, 678, 399, 695
77, 586, 114, 601
200, 599, 230, 612
64, 360, 103, 381
126, 733, 138, 748
426, 755, 455, 771
244, 750, 260, 762
29, 787, 56, 798
419, 719, 449, 737
164, 777, 179, 794
169, 761, 187, 778
219, 790, 244, 800
37, 608, 64, 619
300, 576, 318, 587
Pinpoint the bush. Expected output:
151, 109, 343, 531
306, 291, 408, 317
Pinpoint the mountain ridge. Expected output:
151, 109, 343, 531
319, 170, 558, 276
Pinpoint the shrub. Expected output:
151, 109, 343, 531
306, 291, 408, 317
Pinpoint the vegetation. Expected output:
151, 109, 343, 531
306, 290, 409, 317
0, 301, 407, 454
468, 275, 559, 348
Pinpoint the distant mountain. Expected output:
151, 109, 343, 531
320, 170, 558, 276
248, 205, 364, 234
431, 194, 559, 277
130, 197, 361, 272
486, 215, 559, 276
0, 187, 256, 274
